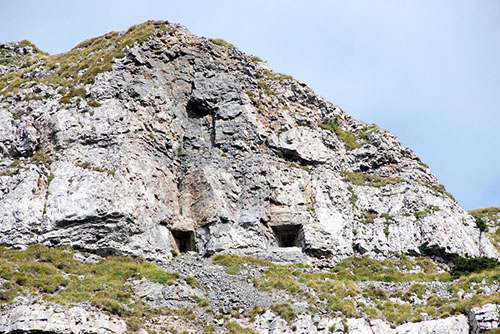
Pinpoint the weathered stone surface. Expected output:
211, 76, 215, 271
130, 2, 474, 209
252, 313, 471, 334
396, 315, 469, 334
0, 301, 126, 334
347, 318, 396, 334
0, 21, 497, 265
469, 303, 499, 333
253, 311, 345, 334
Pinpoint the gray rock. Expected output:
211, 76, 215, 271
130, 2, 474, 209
469, 303, 499, 333
396, 315, 469, 334
0, 21, 497, 265
347, 318, 396, 334
0, 302, 126, 334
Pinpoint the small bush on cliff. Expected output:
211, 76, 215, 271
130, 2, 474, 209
469, 207, 500, 223
475, 217, 487, 232
450, 256, 499, 278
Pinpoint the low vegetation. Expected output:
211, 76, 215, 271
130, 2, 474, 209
429, 183, 456, 202
469, 207, 500, 224
1, 244, 500, 330
0, 244, 178, 321
257, 80, 274, 96
212, 253, 500, 325
270, 303, 296, 324
76, 161, 115, 176
212, 253, 272, 275
209, 38, 235, 49
1, 20, 170, 99
469, 207, 500, 251
263, 69, 294, 82
225, 321, 258, 334
319, 117, 361, 151
450, 256, 499, 278
341, 171, 404, 187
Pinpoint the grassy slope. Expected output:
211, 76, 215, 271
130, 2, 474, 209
0, 246, 499, 332
0, 20, 170, 101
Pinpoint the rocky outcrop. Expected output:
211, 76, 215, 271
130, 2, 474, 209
396, 315, 469, 334
0, 300, 126, 334
469, 303, 500, 333
252, 311, 470, 334
0, 21, 497, 265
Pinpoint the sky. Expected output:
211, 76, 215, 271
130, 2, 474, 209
1, 1, 499, 210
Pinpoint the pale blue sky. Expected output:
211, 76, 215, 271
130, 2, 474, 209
1, 1, 499, 209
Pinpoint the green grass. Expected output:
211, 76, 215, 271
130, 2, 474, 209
212, 254, 273, 275
1, 21, 170, 99
469, 207, 500, 251
450, 256, 499, 278
475, 217, 487, 232
333, 255, 449, 282
30, 151, 53, 169
225, 321, 258, 334
0, 40, 47, 67
429, 183, 456, 202
185, 276, 201, 288
192, 295, 210, 307
318, 117, 361, 151
341, 171, 404, 187
361, 211, 378, 224
76, 162, 115, 176
469, 207, 500, 223
0, 151, 52, 178
257, 80, 274, 96
270, 303, 296, 324
60, 87, 86, 104
0, 244, 178, 316
263, 69, 294, 82
210, 38, 235, 49
249, 56, 263, 63
203, 324, 216, 334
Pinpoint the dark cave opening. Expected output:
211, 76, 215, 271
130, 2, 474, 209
171, 229, 196, 253
271, 224, 302, 248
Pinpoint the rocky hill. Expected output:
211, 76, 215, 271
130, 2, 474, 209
0, 21, 499, 334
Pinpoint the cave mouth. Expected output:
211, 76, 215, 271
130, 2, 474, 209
171, 229, 196, 253
271, 224, 302, 248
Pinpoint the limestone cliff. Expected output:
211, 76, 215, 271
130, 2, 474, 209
0, 20, 497, 264
1, 20, 500, 334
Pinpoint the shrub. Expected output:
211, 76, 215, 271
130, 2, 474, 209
475, 217, 487, 232
450, 256, 499, 277
468, 207, 500, 223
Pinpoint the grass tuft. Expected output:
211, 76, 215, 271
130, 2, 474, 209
341, 171, 404, 187
319, 117, 360, 151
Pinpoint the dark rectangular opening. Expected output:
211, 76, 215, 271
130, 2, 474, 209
271, 224, 302, 248
171, 230, 195, 253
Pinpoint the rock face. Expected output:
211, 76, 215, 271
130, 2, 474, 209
0, 21, 497, 265
0, 300, 126, 334
469, 303, 500, 333
252, 311, 470, 334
